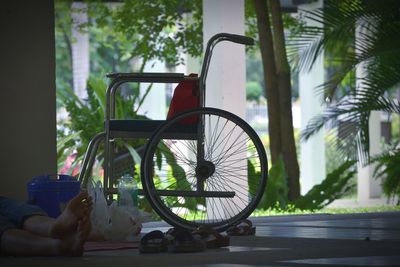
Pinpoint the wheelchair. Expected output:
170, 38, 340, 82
78, 33, 268, 232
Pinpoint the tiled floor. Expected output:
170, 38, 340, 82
255, 225, 400, 240
283, 255, 400, 266
1, 212, 400, 267
254, 215, 400, 241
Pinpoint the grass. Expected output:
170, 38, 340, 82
322, 206, 400, 214
138, 205, 400, 223
251, 205, 400, 217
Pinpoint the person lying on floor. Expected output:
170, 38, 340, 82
0, 191, 93, 256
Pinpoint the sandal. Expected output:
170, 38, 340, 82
192, 226, 230, 249
226, 219, 256, 236
166, 228, 205, 253
139, 230, 169, 253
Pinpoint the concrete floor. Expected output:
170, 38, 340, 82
1, 211, 400, 267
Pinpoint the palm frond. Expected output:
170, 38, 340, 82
302, 95, 400, 163
371, 146, 400, 201
295, 0, 400, 163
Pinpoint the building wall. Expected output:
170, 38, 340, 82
0, 1, 56, 200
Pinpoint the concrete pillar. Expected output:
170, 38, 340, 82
71, 2, 89, 99
298, 0, 326, 195
357, 111, 383, 201
137, 60, 166, 120
203, 0, 246, 219
203, 0, 246, 118
0, 1, 56, 200
355, 20, 382, 202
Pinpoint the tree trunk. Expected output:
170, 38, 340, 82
269, 0, 300, 200
253, 0, 282, 164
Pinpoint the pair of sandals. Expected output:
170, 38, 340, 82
139, 226, 230, 253
226, 219, 256, 236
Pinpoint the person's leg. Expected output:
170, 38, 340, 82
0, 192, 93, 256
0, 191, 92, 238
1, 217, 91, 257
22, 191, 92, 238
0, 195, 50, 238
0, 196, 47, 225
1, 228, 61, 256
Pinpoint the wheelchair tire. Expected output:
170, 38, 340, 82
141, 107, 268, 231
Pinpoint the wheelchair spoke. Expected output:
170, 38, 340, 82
142, 108, 267, 231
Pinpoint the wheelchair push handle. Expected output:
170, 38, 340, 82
217, 33, 254, 46
200, 33, 254, 95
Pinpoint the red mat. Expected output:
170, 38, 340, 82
84, 241, 139, 252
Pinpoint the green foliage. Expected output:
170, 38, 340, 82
56, 0, 203, 80
158, 141, 200, 210
57, 75, 152, 175
57, 80, 103, 172
289, 0, 400, 204
246, 81, 263, 102
55, 0, 74, 108
255, 159, 356, 212
293, 160, 357, 210
244, 0, 303, 101
324, 132, 357, 198
255, 158, 288, 210
55, 0, 206, 214
252, 205, 400, 217
372, 146, 400, 203
55, 0, 204, 109
86, 0, 203, 67
246, 50, 264, 88
55, 0, 206, 168
57, 77, 196, 212
293, 0, 400, 165
245, 0, 306, 55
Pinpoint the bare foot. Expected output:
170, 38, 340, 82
58, 217, 91, 256
49, 191, 93, 239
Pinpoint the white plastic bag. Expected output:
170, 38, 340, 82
88, 181, 142, 241
104, 202, 142, 241
88, 181, 110, 234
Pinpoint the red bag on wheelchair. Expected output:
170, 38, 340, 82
167, 73, 199, 124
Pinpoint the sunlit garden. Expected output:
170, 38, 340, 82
55, 0, 400, 221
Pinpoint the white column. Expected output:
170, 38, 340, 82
203, 0, 246, 118
137, 60, 166, 120
203, 0, 246, 219
355, 19, 382, 202
357, 111, 382, 201
298, 0, 326, 195
71, 2, 89, 100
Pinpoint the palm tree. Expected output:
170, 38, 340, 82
291, 0, 400, 200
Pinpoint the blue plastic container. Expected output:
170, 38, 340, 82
27, 175, 81, 218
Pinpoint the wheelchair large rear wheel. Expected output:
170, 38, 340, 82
141, 108, 268, 231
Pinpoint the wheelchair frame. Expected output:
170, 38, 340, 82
78, 33, 267, 231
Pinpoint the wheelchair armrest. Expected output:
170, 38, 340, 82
106, 72, 185, 83
108, 119, 198, 140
